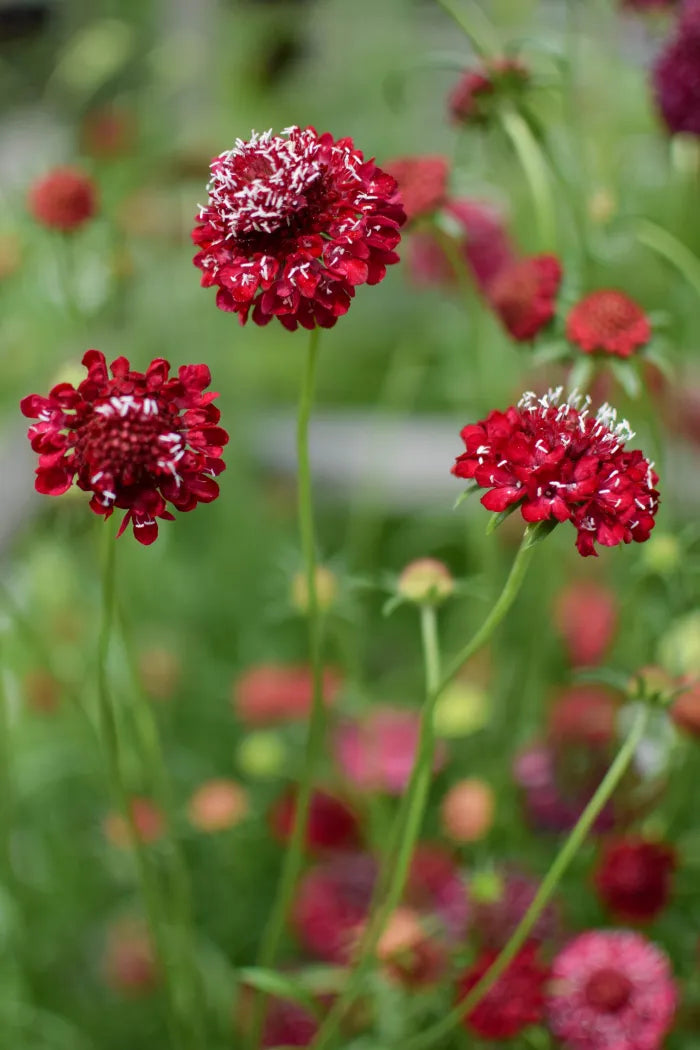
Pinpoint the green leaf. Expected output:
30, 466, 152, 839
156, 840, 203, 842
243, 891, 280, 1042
453, 482, 479, 509
486, 502, 520, 535
382, 594, 404, 618
237, 968, 321, 1020
571, 666, 631, 692
610, 360, 641, 400
523, 519, 558, 548
530, 341, 570, 366
566, 356, 595, 397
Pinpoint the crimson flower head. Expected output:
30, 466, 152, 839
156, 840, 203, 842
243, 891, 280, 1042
486, 254, 562, 341
384, 155, 449, 223
654, 0, 700, 136
28, 167, 97, 232
566, 290, 651, 357
192, 126, 405, 330
594, 836, 676, 922
449, 57, 530, 126
456, 942, 549, 1039
20, 351, 227, 545
452, 388, 659, 556
546, 930, 677, 1050
269, 788, 360, 853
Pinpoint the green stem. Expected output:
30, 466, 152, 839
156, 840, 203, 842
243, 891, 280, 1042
635, 218, 700, 303
433, 0, 499, 56
249, 328, 323, 1047
403, 701, 652, 1050
312, 531, 535, 1050
95, 530, 184, 1050
500, 109, 557, 252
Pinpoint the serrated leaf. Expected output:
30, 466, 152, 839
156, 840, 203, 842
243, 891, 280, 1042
237, 967, 321, 1020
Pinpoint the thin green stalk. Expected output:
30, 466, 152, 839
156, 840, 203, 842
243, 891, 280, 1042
249, 328, 323, 1048
403, 701, 652, 1050
116, 606, 205, 1050
95, 530, 185, 1050
500, 108, 557, 252
312, 531, 536, 1050
635, 218, 700, 303
433, 0, 499, 56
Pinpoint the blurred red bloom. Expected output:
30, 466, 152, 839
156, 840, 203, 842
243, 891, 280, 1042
547, 930, 677, 1050
103, 920, 157, 996
292, 853, 376, 963
192, 126, 405, 330
548, 686, 619, 748
456, 943, 549, 1039
28, 167, 97, 232
384, 155, 449, 222
20, 351, 227, 544
594, 837, 676, 922
654, 0, 700, 136
269, 788, 360, 852
81, 105, 135, 160
554, 581, 619, 666
104, 797, 165, 848
449, 57, 530, 126
233, 664, 342, 726
486, 254, 562, 341
335, 706, 447, 795
566, 290, 651, 357
377, 907, 446, 988
406, 845, 470, 941
514, 743, 615, 833
262, 998, 318, 1048
470, 868, 561, 949
670, 680, 700, 736
452, 388, 659, 556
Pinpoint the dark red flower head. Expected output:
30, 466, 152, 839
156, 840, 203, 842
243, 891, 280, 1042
292, 853, 377, 963
547, 930, 677, 1050
456, 942, 549, 1039
452, 388, 659, 556
262, 999, 319, 1048
28, 167, 97, 232
269, 788, 360, 853
566, 290, 651, 357
594, 837, 676, 923
654, 1, 700, 136
192, 126, 405, 330
486, 254, 562, 341
449, 57, 530, 126
20, 351, 227, 545
384, 155, 449, 223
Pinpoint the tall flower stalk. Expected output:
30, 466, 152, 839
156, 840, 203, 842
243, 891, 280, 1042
249, 328, 325, 1047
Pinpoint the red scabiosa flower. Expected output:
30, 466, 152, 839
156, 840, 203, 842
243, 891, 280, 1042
384, 155, 449, 223
654, 0, 700, 136
192, 126, 405, 330
20, 351, 227, 545
449, 57, 530, 126
486, 254, 562, 341
554, 581, 619, 667
262, 999, 319, 1048
469, 868, 561, 949
548, 686, 619, 749
233, 664, 342, 726
269, 788, 360, 853
28, 167, 97, 232
452, 388, 659, 557
292, 853, 377, 963
594, 837, 676, 922
566, 290, 651, 358
456, 942, 549, 1039
547, 930, 677, 1050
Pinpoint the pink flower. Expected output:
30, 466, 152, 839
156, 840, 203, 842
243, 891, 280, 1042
334, 706, 447, 795
233, 664, 342, 726
192, 126, 405, 330
452, 388, 659, 557
547, 930, 677, 1050
20, 351, 227, 544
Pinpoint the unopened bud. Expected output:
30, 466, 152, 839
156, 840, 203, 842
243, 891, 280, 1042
397, 558, 454, 605
291, 566, 337, 614
236, 730, 286, 778
441, 778, 495, 842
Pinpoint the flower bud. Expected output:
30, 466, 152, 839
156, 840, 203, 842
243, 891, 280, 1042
441, 779, 495, 842
236, 730, 286, 779
291, 566, 338, 614
434, 682, 489, 737
642, 534, 681, 575
659, 613, 700, 677
397, 558, 454, 605
188, 778, 249, 832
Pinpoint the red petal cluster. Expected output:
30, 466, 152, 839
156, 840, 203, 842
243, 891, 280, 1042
449, 57, 530, 126
292, 853, 377, 964
546, 930, 677, 1050
28, 167, 97, 232
456, 943, 549, 1039
192, 126, 405, 330
654, 0, 700, 136
233, 664, 342, 726
594, 837, 676, 922
384, 155, 449, 223
269, 788, 360, 853
486, 254, 562, 341
566, 290, 651, 357
452, 388, 659, 556
554, 581, 619, 666
20, 351, 227, 545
